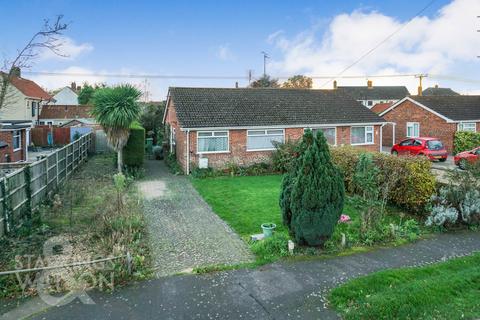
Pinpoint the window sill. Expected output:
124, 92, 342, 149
196, 151, 230, 155
351, 143, 375, 146
246, 148, 276, 152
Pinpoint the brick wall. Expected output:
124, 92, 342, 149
382, 100, 458, 153
165, 101, 382, 172
0, 129, 27, 163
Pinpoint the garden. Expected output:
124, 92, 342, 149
191, 130, 438, 265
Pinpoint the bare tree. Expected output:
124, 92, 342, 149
0, 15, 69, 110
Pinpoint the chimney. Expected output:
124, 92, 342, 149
367, 80, 373, 89
333, 80, 337, 89
71, 82, 77, 91
11, 67, 21, 77
235, 82, 239, 88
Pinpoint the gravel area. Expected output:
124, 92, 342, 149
138, 160, 253, 277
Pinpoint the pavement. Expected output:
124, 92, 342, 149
138, 160, 253, 277
2, 231, 478, 320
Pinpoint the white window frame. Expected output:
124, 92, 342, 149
12, 130, 22, 151
197, 130, 229, 154
406, 122, 420, 138
305, 127, 337, 146
457, 122, 476, 133
246, 129, 285, 151
351, 126, 374, 146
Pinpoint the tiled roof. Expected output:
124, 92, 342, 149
336, 86, 410, 100
371, 102, 393, 114
409, 96, 480, 121
1, 73, 52, 100
168, 87, 386, 128
422, 87, 460, 96
39, 105, 93, 120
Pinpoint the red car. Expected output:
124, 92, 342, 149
454, 146, 480, 169
391, 137, 448, 162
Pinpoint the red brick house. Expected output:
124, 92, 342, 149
0, 121, 30, 162
380, 96, 480, 153
163, 87, 388, 173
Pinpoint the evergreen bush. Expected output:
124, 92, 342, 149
123, 122, 145, 168
280, 130, 345, 246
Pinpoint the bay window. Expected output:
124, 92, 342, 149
247, 129, 284, 151
197, 131, 229, 153
457, 122, 476, 132
406, 122, 420, 138
310, 128, 336, 145
351, 126, 374, 145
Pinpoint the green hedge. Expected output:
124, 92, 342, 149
123, 123, 145, 167
330, 147, 436, 214
454, 131, 480, 154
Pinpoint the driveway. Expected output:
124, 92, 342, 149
137, 160, 253, 277
17, 231, 480, 320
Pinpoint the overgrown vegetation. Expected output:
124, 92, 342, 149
329, 253, 480, 320
0, 154, 151, 299
454, 131, 480, 154
280, 130, 345, 246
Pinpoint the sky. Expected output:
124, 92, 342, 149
1, 0, 479, 100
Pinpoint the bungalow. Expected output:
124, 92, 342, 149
49, 83, 79, 105
380, 96, 480, 153
335, 80, 410, 108
38, 105, 94, 126
0, 120, 30, 162
163, 87, 387, 173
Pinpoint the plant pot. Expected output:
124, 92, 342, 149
261, 223, 276, 238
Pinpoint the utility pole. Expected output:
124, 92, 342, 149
261, 51, 269, 77
247, 69, 253, 84
415, 74, 428, 96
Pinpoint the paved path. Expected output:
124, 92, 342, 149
138, 160, 253, 277
16, 231, 480, 319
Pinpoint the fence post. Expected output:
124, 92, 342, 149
0, 179, 10, 235
24, 165, 32, 222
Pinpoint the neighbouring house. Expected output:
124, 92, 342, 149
371, 102, 393, 114
0, 120, 30, 162
335, 80, 410, 109
0, 68, 53, 122
59, 119, 97, 128
163, 87, 387, 173
422, 85, 460, 96
380, 96, 480, 153
38, 105, 94, 126
50, 83, 79, 105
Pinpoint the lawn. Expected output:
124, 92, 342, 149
191, 175, 419, 251
329, 253, 480, 320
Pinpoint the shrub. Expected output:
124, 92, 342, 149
123, 123, 145, 168
280, 130, 345, 246
165, 153, 183, 174
454, 131, 480, 154
426, 168, 480, 227
272, 140, 302, 172
330, 146, 435, 214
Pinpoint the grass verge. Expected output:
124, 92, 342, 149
329, 253, 480, 320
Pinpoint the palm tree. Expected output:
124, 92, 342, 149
92, 84, 142, 172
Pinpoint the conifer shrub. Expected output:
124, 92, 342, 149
280, 130, 345, 246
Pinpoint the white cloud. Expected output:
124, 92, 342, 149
29, 66, 107, 91
39, 36, 93, 61
269, 0, 480, 92
216, 44, 235, 61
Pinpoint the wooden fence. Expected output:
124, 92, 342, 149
0, 133, 92, 238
